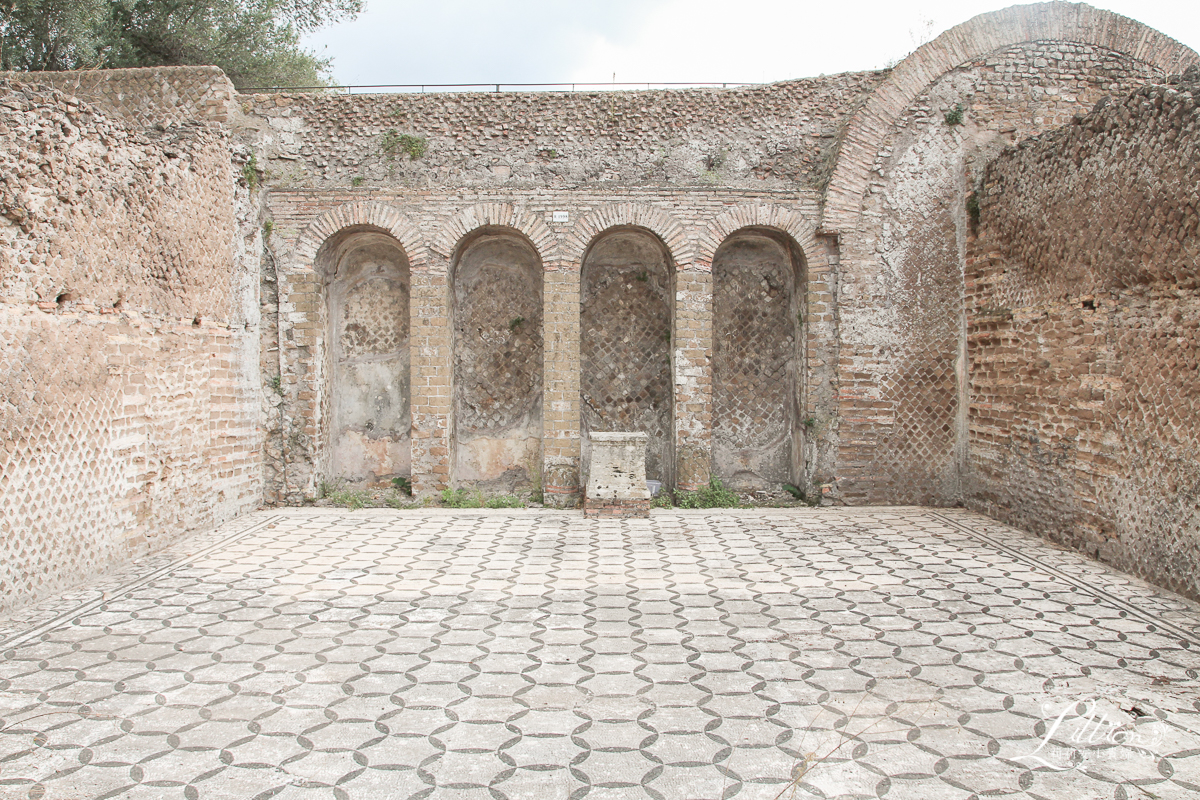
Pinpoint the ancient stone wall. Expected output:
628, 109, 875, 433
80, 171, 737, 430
266, 193, 829, 503
0, 79, 259, 611
965, 71, 1200, 597
5, 4, 1200, 603
831, 40, 1173, 505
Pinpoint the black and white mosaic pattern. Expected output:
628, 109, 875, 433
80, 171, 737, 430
1, 508, 1199, 799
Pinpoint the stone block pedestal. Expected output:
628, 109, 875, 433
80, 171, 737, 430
584, 432, 651, 518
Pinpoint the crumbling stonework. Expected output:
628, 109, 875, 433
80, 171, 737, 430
965, 69, 1200, 597
237, 74, 886, 192
0, 79, 259, 611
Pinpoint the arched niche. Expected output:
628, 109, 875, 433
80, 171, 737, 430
712, 227, 806, 490
317, 227, 411, 483
451, 228, 544, 490
580, 226, 675, 487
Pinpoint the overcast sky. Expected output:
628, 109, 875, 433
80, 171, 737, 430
300, 1, 1200, 90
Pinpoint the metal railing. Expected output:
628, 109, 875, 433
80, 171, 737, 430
240, 80, 762, 94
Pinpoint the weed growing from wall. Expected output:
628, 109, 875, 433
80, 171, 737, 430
242, 152, 259, 190
381, 129, 428, 161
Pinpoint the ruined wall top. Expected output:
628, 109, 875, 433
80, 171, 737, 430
236, 74, 886, 193
0, 66, 236, 129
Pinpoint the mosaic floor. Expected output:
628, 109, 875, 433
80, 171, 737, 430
1, 508, 1199, 800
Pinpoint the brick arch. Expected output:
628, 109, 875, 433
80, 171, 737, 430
566, 203, 693, 267
296, 200, 427, 267
432, 203, 557, 265
822, 1, 1199, 233
697, 204, 820, 271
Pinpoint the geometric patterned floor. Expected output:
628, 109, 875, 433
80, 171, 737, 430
1, 507, 1199, 800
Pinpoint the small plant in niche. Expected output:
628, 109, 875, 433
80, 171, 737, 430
509, 316, 525, 332
262, 220, 273, 238
803, 417, 817, 428
944, 103, 965, 126
635, 271, 648, 282
392, 476, 413, 495
350, 176, 365, 187
966, 192, 981, 227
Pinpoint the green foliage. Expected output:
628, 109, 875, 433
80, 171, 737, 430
508, 316, 524, 332
0, 0, 362, 89
0, 0, 110, 71
650, 491, 673, 509
529, 487, 544, 505
325, 488, 369, 510
944, 103, 965, 126
242, 152, 259, 191
439, 488, 482, 508
391, 476, 412, 496
350, 176, 365, 187
380, 129, 428, 161
783, 483, 805, 500
262, 220, 273, 238
438, 488, 525, 508
674, 478, 740, 509
268, 374, 282, 395
803, 417, 816, 428
635, 271, 648, 282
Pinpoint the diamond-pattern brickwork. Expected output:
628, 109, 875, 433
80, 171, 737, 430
966, 71, 1200, 598
0, 308, 260, 613
0, 77, 259, 612
712, 232, 797, 488
1, 66, 235, 128
836, 42, 1168, 506
453, 236, 543, 435
340, 277, 408, 358
581, 231, 672, 482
